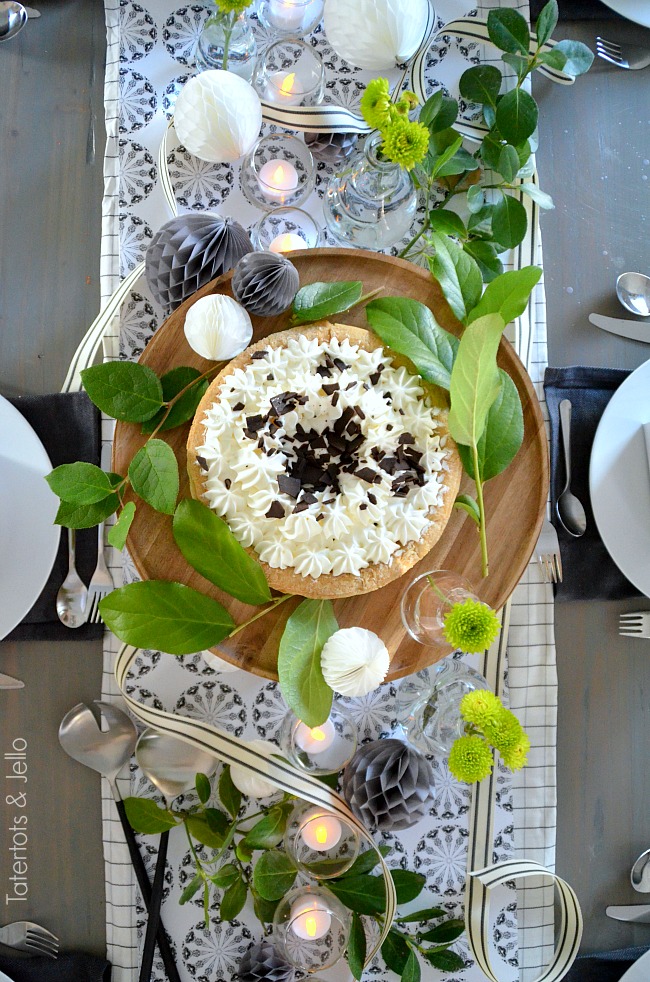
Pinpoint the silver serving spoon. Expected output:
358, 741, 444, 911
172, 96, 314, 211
616, 271, 650, 317
0, 1, 27, 41
632, 849, 650, 893
56, 528, 88, 627
556, 399, 587, 538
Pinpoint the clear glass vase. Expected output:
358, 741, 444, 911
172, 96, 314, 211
195, 11, 257, 82
401, 569, 478, 650
323, 132, 418, 250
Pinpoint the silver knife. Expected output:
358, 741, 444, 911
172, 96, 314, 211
589, 312, 650, 343
0, 673, 24, 690
606, 904, 650, 923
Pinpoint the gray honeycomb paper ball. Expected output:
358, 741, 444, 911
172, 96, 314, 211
231, 251, 300, 318
237, 941, 296, 982
342, 738, 435, 832
304, 130, 359, 166
145, 213, 254, 312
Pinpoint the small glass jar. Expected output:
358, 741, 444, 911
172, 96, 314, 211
273, 884, 351, 972
240, 132, 315, 210
401, 569, 477, 650
323, 132, 417, 250
257, 0, 324, 39
395, 658, 490, 756
254, 39, 324, 107
278, 706, 357, 775
284, 801, 360, 878
194, 11, 257, 81
252, 206, 320, 251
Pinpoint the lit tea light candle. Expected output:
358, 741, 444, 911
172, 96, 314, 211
267, 71, 305, 106
269, 232, 305, 253
290, 896, 332, 940
257, 160, 299, 203
295, 718, 335, 754
267, 0, 316, 32
300, 810, 343, 851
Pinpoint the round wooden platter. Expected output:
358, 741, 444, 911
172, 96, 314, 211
113, 248, 548, 681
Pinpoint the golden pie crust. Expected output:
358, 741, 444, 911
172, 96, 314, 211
187, 322, 462, 600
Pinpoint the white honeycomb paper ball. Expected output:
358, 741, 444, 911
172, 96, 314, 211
324, 0, 430, 71
184, 293, 253, 361
321, 627, 390, 697
174, 70, 263, 163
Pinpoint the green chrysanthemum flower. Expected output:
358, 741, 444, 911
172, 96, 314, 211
394, 90, 419, 115
360, 78, 394, 131
481, 708, 525, 754
500, 733, 531, 772
381, 118, 430, 170
459, 689, 503, 730
442, 599, 501, 652
448, 735, 493, 783
215, 0, 250, 14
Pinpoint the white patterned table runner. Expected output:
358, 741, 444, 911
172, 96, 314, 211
98, 1, 557, 979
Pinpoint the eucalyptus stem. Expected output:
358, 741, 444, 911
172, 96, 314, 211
472, 442, 489, 577
226, 592, 293, 639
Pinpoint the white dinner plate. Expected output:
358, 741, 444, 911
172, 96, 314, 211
0, 970, 16, 982
0, 394, 60, 639
599, 0, 650, 29
619, 948, 650, 982
590, 359, 650, 598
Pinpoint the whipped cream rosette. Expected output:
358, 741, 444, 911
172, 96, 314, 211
187, 323, 462, 599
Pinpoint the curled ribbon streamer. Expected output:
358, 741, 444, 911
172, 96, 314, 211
113, 642, 397, 964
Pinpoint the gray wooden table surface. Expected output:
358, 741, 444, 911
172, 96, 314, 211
1, 0, 649, 965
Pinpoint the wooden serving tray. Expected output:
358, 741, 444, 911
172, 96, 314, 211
114, 248, 548, 681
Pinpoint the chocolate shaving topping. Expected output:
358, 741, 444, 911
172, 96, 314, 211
267, 373, 274, 381
332, 392, 340, 407
224, 478, 231, 490
322, 383, 339, 395
196, 455, 209, 472
278, 474, 301, 498
368, 492, 377, 505
316, 365, 333, 377
369, 372, 381, 385
301, 492, 317, 505
356, 467, 377, 484
345, 381, 356, 391
233, 402, 245, 412
246, 414, 266, 433
293, 501, 309, 514
265, 501, 285, 519
360, 503, 368, 510
398, 432, 415, 445
252, 350, 268, 360
333, 358, 349, 372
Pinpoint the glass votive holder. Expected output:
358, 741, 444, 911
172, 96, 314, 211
241, 132, 315, 210
278, 706, 357, 775
254, 40, 325, 107
252, 207, 320, 252
401, 569, 478, 649
284, 801, 360, 878
257, 0, 325, 40
272, 884, 351, 972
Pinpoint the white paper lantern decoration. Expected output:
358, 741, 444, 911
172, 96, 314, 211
323, 0, 430, 71
184, 294, 253, 361
321, 627, 390, 697
174, 70, 262, 163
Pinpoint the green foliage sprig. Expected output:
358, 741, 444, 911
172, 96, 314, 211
125, 768, 467, 979
449, 690, 531, 783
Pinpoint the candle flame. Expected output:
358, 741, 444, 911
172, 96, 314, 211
315, 824, 328, 844
310, 727, 326, 742
305, 915, 318, 938
280, 72, 296, 95
272, 164, 286, 183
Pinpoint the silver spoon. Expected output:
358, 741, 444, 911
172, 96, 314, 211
0, 1, 27, 41
59, 704, 182, 982
136, 729, 217, 982
556, 399, 587, 538
56, 528, 88, 627
631, 849, 650, 893
616, 271, 650, 317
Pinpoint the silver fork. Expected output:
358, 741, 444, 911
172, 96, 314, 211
536, 517, 563, 584
85, 520, 115, 623
619, 611, 650, 639
596, 36, 650, 71
0, 920, 59, 958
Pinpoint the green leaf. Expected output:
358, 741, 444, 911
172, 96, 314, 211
516, 139, 532, 171
390, 869, 426, 904
553, 38, 594, 76
205, 807, 230, 838
81, 362, 163, 423
479, 131, 503, 171
519, 182, 554, 210
459, 65, 502, 107
241, 803, 290, 851
328, 875, 386, 915
537, 48, 567, 71
466, 185, 485, 215
340, 845, 391, 879
429, 135, 464, 179
420, 93, 458, 132
495, 88, 538, 145
128, 438, 179, 515
219, 766, 242, 819
492, 194, 528, 250
55, 494, 119, 529
457, 369, 524, 481
396, 907, 447, 924
463, 241, 503, 284
497, 144, 520, 182
277, 598, 337, 728
420, 918, 466, 944
220, 875, 247, 920
427, 210, 466, 238
210, 864, 240, 889
348, 913, 366, 981
535, 0, 558, 46
381, 929, 411, 975
467, 205, 495, 236
487, 7, 530, 54
467, 266, 542, 326
428, 233, 483, 324
252, 891, 279, 923
447, 313, 505, 449
291, 281, 362, 325
173, 499, 271, 606
236, 840, 254, 864
141, 366, 210, 434
419, 90, 442, 127
179, 873, 203, 905
502, 52, 530, 82
196, 772, 211, 804
123, 797, 177, 834
107, 501, 136, 551
252, 850, 297, 901
401, 950, 421, 982
454, 493, 480, 526
366, 296, 458, 390
98, 580, 235, 654
185, 814, 226, 849
46, 462, 117, 505
422, 949, 466, 971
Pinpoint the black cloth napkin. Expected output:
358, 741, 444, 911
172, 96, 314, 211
2, 391, 104, 642
564, 945, 650, 981
530, 0, 624, 20
0, 951, 110, 981
544, 366, 642, 602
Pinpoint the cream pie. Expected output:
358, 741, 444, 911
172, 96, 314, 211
187, 322, 462, 599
